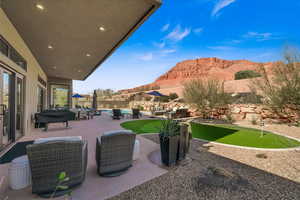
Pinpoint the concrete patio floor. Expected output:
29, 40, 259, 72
0, 114, 168, 200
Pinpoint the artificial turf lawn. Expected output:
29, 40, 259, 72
121, 119, 300, 149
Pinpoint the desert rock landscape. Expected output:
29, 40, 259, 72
121, 57, 275, 96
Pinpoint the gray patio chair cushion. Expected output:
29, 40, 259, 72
34, 136, 82, 144
96, 130, 136, 176
27, 140, 88, 197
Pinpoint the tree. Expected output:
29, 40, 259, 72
183, 79, 231, 118
95, 89, 115, 99
252, 47, 300, 121
235, 70, 261, 80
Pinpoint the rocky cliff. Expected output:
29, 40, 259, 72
120, 57, 274, 94
154, 57, 270, 87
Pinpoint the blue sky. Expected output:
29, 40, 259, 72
74, 0, 300, 94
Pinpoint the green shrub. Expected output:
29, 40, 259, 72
159, 120, 180, 139
183, 79, 231, 118
230, 92, 262, 104
136, 105, 144, 111
235, 70, 261, 80
51, 172, 72, 199
252, 46, 300, 122
156, 96, 170, 102
169, 93, 179, 100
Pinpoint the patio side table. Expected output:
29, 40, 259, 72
8, 155, 31, 190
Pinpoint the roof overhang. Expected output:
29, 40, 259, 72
1, 0, 161, 80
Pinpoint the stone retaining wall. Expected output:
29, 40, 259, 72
129, 101, 299, 123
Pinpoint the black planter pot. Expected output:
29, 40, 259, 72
159, 135, 179, 166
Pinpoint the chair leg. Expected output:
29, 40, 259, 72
44, 123, 48, 131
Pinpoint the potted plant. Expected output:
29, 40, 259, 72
159, 120, 180, 166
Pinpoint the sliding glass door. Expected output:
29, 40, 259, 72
0, 65, 25, 151
0, 68, 12, 150
16, 75, 24, 139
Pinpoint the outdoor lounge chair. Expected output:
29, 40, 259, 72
70, 108, 80, 120
95, 130, 136, 176
112, 109, 122, 120
132, 108, 140, 119
26, 137, 88, 197
166, 108, 189, 119
79, 109, 88, 120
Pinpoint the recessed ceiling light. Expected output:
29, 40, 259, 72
36, 4, 45, 10
99, 26, 106, 32
48, 45, 53, 49
53, 66, 57, 69
86, 53, 91, 57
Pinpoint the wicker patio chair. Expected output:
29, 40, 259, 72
26, 139, 88, 197
132, 108, 140, 119
112, 109, 122, 120
79, 109, 88, 120
96, 130, 136, 176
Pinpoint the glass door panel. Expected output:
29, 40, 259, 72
51, 85, 69, 108
37, 86, 45, 112
0, 70, 12, 150
16, 76, 24, 139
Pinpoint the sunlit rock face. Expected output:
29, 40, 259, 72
120, 57, 275, 95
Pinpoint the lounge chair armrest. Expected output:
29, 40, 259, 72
82, 140, 88, 177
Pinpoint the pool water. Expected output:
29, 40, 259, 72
101, 109, 132, 115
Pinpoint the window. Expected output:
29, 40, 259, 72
51, 85, 70, 108
0, 35, 27, 71
10, 48, 27, 70
0, 38, 9, 56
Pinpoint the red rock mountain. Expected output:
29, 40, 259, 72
120, 57, 274, 95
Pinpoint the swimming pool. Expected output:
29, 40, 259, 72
101, 109, 132, 115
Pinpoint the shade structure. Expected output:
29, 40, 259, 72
146, 91, 164, 97
72, 94, 84, 98
1, 0, 161, 80
92, 90, 98, 110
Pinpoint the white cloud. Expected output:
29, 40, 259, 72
153, 41, 166, 48
160, 49, 177, 55
161, 24, 170, 32
166, 25, 191, 42
211, 0, 236, 17
138, 53, 153, 61
243, 32, 274, 41
193, 28, 204, 35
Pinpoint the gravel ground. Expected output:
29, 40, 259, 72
109, 134, 300, 200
